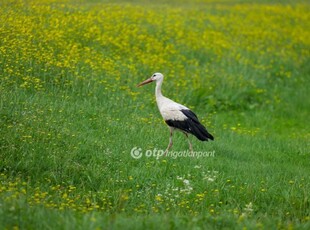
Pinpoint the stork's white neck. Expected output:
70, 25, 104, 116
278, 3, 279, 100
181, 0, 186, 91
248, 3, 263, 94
155, 78, 164, 100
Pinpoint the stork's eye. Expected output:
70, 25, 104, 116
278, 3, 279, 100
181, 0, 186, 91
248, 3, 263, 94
153, 74, 156, 77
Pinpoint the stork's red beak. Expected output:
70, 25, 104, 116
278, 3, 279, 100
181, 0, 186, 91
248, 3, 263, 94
137, 78, 154, 87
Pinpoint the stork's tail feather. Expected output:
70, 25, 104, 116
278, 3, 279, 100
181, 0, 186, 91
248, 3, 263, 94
178, 109, 214, 141
165, 118, 214, 141
189, 121, 214, 141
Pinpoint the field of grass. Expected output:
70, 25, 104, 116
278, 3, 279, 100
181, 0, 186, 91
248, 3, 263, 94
0, 0, 309, 229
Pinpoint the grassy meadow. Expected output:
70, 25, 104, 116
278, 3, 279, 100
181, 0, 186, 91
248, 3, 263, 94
0, 0, 309, 229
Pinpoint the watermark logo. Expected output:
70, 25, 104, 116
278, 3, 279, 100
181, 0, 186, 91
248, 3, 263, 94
130, 147, 143, 159
130, 147, 215, 159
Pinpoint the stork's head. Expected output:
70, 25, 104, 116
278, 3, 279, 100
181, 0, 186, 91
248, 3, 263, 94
137, 73, 163, 87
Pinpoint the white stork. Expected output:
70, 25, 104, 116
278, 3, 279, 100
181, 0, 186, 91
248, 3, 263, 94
137, 73, 214, 153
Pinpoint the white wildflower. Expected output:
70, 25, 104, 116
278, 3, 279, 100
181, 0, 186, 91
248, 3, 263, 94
183, 179, 190, 186
244, 202, 253, 212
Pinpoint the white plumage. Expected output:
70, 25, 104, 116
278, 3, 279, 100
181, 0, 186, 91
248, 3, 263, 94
137, 73, 214, 153
157, 100, 188, 121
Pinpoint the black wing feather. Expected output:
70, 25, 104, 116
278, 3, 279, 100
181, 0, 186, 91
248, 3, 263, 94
180, 109, 200, 124
165, 109, 214, 141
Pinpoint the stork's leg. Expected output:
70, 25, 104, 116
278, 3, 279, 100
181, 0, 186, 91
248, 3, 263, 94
184, 133, 193, 153
165, 127, 174, 155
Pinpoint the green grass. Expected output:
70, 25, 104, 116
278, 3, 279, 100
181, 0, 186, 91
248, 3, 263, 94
0, 0, 309, 229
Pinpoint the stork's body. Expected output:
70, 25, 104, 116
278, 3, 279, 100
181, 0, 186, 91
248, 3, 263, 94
137, 73, 214, 153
